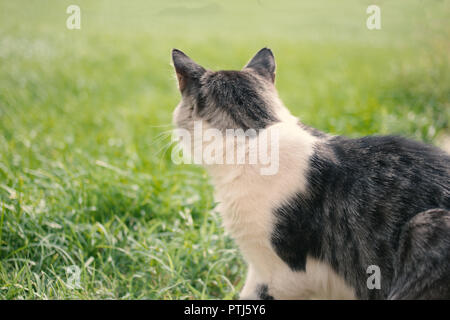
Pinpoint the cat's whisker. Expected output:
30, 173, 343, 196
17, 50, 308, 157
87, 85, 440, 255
147, 123, 173, 128
155, 139, 176, 157
148, 130, 175, 147
158, 142, 175, 168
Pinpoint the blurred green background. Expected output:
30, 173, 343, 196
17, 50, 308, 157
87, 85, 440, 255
0, 0, 449, 299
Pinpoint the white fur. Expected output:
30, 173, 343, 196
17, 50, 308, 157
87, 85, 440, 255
205, 104, 356, 300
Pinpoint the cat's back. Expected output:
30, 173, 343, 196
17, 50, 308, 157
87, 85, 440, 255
299, 134, 450, 298
321, 135, 450, 209
330, 134, 450, 170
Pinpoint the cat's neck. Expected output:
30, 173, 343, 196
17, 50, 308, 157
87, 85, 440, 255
205, 107, 321, 190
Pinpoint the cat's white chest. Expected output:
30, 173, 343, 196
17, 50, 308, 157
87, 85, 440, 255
211, 162, 355, 300
208, 122, 355, 299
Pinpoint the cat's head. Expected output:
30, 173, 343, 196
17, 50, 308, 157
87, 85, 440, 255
172, 48, 284, 132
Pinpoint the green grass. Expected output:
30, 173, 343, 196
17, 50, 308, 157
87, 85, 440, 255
0, 0, 449, 299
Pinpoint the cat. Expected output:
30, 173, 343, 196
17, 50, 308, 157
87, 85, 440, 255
171, 47, 450, 300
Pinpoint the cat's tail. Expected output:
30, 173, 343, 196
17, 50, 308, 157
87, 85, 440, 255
388, 208, 450, 300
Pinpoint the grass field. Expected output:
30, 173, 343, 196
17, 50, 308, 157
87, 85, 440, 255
0, 0, 449, 299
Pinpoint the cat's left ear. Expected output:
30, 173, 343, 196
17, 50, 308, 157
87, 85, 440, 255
243, 48, 276, 83
172, 49, 206, 92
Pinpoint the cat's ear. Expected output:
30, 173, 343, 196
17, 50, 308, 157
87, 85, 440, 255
243, 48, 276, 83
172, 49, 206, 92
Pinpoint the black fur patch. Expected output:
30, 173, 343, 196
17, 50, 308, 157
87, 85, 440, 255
271, 134, 450, 299
256, 284, 274, 300
389, 208, 450, 299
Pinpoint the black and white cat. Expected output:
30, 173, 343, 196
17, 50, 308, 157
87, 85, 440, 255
171, 48, 450, 300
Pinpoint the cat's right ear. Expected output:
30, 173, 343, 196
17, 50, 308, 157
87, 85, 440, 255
172, 49, 206, 92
